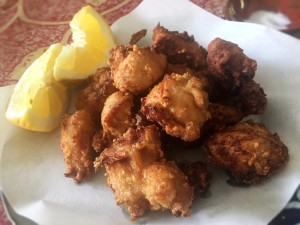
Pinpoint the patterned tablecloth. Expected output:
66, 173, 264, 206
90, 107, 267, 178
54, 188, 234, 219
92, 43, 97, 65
0, 0, 231, 87
1, 1, 299, 224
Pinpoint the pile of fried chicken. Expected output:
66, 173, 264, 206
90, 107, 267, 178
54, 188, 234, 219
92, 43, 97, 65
60, 24, 289, 221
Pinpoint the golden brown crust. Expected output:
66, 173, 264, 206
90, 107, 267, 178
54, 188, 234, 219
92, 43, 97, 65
109, 45, 167, 94
94, 125, 194, 220
94, 125, 164, 220
142, 162, 194, 217
60, 110, 96, 183
58, 24, 289, 222
104, 162, 149, 220
152, 24, 207, 69
75, 68, 117, 125
91, 130, 113, 153
94, 125, 164, 172
101, 91, 135, 138
205, 120, 289, 184
202, 102, 247, 136
141, 73, 210, 141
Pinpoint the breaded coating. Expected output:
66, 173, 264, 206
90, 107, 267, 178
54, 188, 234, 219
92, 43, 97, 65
205, 120, 289, 184
141, 73, 210, 142
142, 162, 194, 217
130, 29, 147, 45
94, 125, 164, 220
102, 161, 148, 219
75, 67, 117, 125
108, 45, 167, 94
94, 125, 194, 220
91, 130, 112, 153
206, 37, 256, 90
234, 79, 267, 114
179, 161, 212, 196
60, 110, 96, 183
166, 63, 194, 75
202, 102, 246, 135
166, 64, 214, 97
92, 91, 136, 154
58, 24, 289, 222
101, 91, 135, 138
152, 24, 207, 69
95, 125, 163, 173
206, 38, 267, 115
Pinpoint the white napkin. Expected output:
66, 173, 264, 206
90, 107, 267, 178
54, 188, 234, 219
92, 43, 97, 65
1, 0, 300, 224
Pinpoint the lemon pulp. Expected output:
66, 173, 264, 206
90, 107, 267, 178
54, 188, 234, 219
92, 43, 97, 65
5, 44, 69, 132
54, 6, 116, 81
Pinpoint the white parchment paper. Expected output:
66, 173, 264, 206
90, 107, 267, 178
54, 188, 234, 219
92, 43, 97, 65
1, 0, 300, 224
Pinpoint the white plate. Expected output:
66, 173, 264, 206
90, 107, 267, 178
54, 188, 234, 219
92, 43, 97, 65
1, 0, 300, 224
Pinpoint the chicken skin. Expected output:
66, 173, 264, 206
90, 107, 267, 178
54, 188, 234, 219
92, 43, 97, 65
108, 44, 167, 94
141, 73, 210, 141
75, 67, 117, 125
152, 24, 207, 69
60, 110, 96, 183
205, 120, 289, 184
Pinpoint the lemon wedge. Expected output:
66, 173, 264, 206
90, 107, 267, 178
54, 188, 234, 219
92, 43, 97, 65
5, 43, 69, 132
5, 6, 114, 132
54, 5, 116, 81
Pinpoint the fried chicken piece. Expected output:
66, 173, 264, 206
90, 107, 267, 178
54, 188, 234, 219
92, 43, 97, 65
142, 162, 194, 217
95, 125, 164, 173
206, 38, 267, 115
166, 64, 214, 97
102, 160, 148, 219
95, 125, 194, 220
91, 91, 136, 153
179, 161, 212, 197
205, 120, 289, 184
60, 110, 96, 183
101, 91, 135, 138
94, 125, 164, 220
206, 37, 257, 90
141, 73, 210, 142
152, 24, 207, 69
75, 67, 117, 125
108, 45, 167, 94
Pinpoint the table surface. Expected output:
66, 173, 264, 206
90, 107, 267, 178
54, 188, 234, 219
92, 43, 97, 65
0, 0, 299, 224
